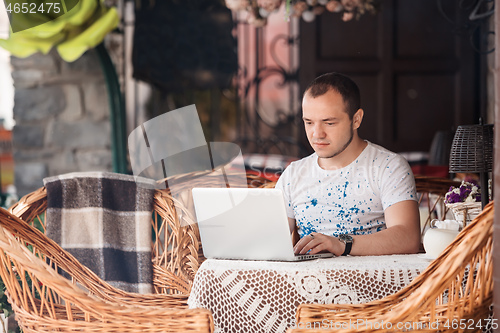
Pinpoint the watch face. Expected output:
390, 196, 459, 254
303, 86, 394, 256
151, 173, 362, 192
339, 234, 353, 242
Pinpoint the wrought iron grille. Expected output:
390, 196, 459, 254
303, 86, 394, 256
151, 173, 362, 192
232, 12, 306, 158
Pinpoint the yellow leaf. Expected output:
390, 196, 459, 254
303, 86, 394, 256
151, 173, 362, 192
0, 32, 65, 57
56, 7, 119, 62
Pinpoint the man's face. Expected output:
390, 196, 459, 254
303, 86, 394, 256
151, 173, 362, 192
302, 89, 359, 159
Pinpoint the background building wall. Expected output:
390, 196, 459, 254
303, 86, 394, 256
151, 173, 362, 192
11, 50, 112, 196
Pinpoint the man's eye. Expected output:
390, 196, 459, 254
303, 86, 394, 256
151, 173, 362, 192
326, 123, 335, 126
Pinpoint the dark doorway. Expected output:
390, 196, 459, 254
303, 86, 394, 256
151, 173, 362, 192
299, 0, 480, 153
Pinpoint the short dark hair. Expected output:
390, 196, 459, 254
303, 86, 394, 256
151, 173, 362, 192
304, 72, 361, 119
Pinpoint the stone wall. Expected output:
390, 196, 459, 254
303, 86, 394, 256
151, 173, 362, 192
12, 50, 112, 196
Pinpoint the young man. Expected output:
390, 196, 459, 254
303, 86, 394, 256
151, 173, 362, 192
275, 73, 420, 257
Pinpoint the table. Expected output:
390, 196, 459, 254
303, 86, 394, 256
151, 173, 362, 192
187, 254, 431, 333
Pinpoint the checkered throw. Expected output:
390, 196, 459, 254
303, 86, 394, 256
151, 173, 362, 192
44, 172, 156, 294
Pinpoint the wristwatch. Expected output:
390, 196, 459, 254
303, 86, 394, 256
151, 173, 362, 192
338, 234, 353, 256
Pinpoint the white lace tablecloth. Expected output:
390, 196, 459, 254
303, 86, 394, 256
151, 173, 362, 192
188, 254, 430, 333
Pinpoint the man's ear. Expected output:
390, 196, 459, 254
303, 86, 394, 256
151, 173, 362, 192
353, 109, 364, 130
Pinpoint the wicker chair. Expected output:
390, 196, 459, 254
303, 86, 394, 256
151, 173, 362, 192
288, 201, 494, 333
9, 185, 197, 297
9, 171, 273, 296
0, 207, 214, 333
415, 176, 461, 235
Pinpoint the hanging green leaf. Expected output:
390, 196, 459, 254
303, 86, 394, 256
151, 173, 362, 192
0, 0, 119, 62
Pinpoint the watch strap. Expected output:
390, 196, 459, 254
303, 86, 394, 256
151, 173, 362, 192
341, 241, 352, 256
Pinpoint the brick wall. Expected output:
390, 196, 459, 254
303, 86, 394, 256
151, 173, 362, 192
11, 50, 112, 196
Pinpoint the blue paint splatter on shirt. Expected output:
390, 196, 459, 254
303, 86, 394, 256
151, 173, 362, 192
349, 206, 360, 214
298, 221, 316, 236
343, 181, 349, 197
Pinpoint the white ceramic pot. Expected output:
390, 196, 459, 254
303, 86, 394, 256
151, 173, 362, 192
423, 228, 459, 259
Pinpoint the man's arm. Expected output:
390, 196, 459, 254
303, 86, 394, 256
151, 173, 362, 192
294, 200, 420, 256
288, 217, 301, 246
288, 217, 296, 234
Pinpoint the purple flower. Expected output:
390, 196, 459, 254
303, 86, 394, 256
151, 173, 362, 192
445, 192, 460, 204
459, 187, 471, 200
445, 181, 481, 204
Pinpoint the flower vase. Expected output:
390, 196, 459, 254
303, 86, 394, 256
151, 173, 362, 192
446, 202, 482, 227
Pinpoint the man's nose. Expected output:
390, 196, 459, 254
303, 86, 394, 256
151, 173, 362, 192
312, 124, 325, 138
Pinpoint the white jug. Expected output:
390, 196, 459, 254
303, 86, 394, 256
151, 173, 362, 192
423, 227, 459, 259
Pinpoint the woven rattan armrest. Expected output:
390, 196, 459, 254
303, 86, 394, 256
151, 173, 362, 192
9, 187, 48, 230
10, 300, 213, 333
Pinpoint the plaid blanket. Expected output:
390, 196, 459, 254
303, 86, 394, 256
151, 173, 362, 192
44, 172, 156, 294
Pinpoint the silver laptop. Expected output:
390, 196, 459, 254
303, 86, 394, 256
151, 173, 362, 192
192, 187, 334, 261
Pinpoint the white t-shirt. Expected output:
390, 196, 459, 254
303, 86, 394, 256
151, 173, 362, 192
275, 141, 417, 238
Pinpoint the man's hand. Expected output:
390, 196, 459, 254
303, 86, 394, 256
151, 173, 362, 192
293, 232, 345, 257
